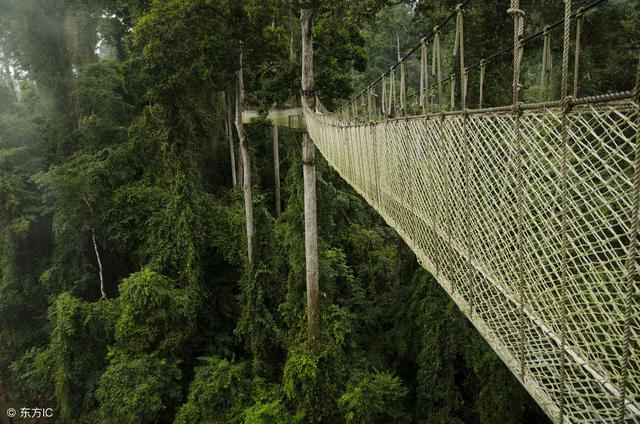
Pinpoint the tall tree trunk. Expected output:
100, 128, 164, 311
273, 124, 281, 215
301, 4, 320, 345
226, 90, 238, 188
234, 45, 254, 266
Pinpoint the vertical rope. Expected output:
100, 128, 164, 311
450, 75, 456, 110
541, 26, 552, 101
433, 27, 443, 107
453, 4, 466, 109
371, 86, 377, 117
508, 0, 526, 380
424, 42, 429, 113
558, 1, 573, 421
390, 68, 396, 117
573, 8, 584, 97
463, 67, 469, 108
367, 86, 373, 121
479, 59, 486, 108
400, 61, 407, 116
509, 0, 525, 104
382, 75, 387, 117
420, 39, 429, 114
618, 62, 640, 424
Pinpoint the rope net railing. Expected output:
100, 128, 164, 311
304, 1, 640, 423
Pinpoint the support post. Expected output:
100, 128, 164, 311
301, 1, 320, 345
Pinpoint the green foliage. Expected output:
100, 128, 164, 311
48, 293, 119, 423
173, 357, 251, 424
97, 353, 182, 424
132, 0, 230, 106
282, 344, 345, 423
243, 400, 291, 424
243, 381, 291, 424
338, 371, 409, 424
114, 269, 195, 357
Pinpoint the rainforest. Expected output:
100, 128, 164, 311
0, 0, 638, 423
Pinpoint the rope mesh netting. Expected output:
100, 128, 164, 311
305, 93, 639, 423
302, 0, 640, 421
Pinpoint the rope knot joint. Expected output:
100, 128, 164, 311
512, 101, 524, 116
561, 95, 574, 113
507, 7, 525, 17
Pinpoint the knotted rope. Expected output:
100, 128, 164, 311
450, 74, 456, 110
369, 86, 377, 121
367, 87, 372, 121
508, 0, 525, 104
509, 0, 526, 379
400, 61, 407, 116
558, 1, 572, 421
573, 8, 584, 97
381, 74, 387, 116
541, 25, 552, 100
420, 39, 429, 114
479, 59, 486, 108
432, 26, 443, 107
453, 4, 466, 109
389, 68, 396, 116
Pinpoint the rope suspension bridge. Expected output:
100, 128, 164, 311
302, 0, 639, 422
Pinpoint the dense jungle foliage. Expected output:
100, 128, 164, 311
0, 0, 637, 423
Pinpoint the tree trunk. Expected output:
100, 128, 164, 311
301, 4, 320, 345
226, 91, 238, 188
273, 124, 281, 216
91, 228, 107, 299
84, 195, 107, 299
234, 45, 254, 267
